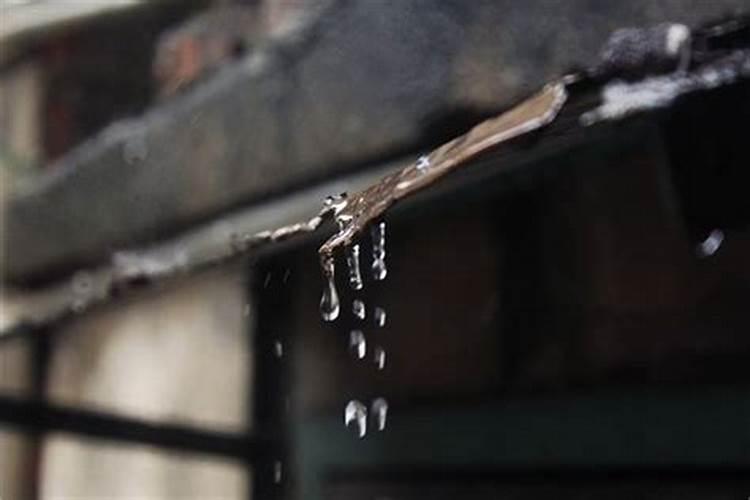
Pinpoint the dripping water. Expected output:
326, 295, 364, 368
696, 229, 724, 258
319, 255, 340, 321
371, 398, 388, 431
374, 307, 386, 327
273, 340, 284, 358
273, 460, 283, 484
374, 346, 386, 370
352, 299, 366, 320
349, 330, 366, 359
371, 221, 387, 281
344, 400, 368, 438
346, 244, 364, 290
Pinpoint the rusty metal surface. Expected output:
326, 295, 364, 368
4, 0, 749, 284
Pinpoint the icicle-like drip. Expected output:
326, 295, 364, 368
346, 243, 364, 290
345, 400, 368, 438
371, 221, 387, 281
319, 255, 340, 322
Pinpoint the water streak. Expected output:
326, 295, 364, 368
371, 221, 387, 281
374, 307, 386, 327
374, 346, 386, 370
346, 244, 364, 290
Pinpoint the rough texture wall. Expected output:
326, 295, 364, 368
40, 265, 252, 498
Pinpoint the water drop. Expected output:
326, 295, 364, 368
372, 259, 388, 281
349, 330, 366, 359
283, 269, 291, 283
374, 346, 386, 370
416, 154, 431, 172
263, 272, 272, 288
352, 299, 366, 320
344, 400, 367, 438
273, 460, 283, 484
374, 307, 386, 327
371, 222, 387, 281
371, 398, 388, 431
696, 229, 724, 258
273, 340, 284, 358
346, 244, 364, 290
320, 256, 340, 322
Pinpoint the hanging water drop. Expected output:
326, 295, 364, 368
374, 307, 386, 327
345, 400, 368, 438
696, 229, 724, 258
416, 154, 431, 172
374, 346, 386, 370
320, 256, 340, 322
346, 244, 364, 290
349, 330, 366, 359
371, 398, 388, 431
352, 299, 366, 320
371, 221, 387, 281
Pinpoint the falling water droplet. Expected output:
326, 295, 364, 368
374, 307, 386, 327
349, 330, 366, 359
344, 400, 367, 438
371, 222, 387, 281
273, 460, 283, 484
372, 259, 387, 281
273, 340, 284, 358
283, 269, 291, 283
371, 398, 388, 431
346, 244, 364, 290
696, 229, 724, 258
352, 299, 366, 320
263, 272, 272, 288
320, 256, 340, 322
416, 154, 431, 172
374, 346, 386, 370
